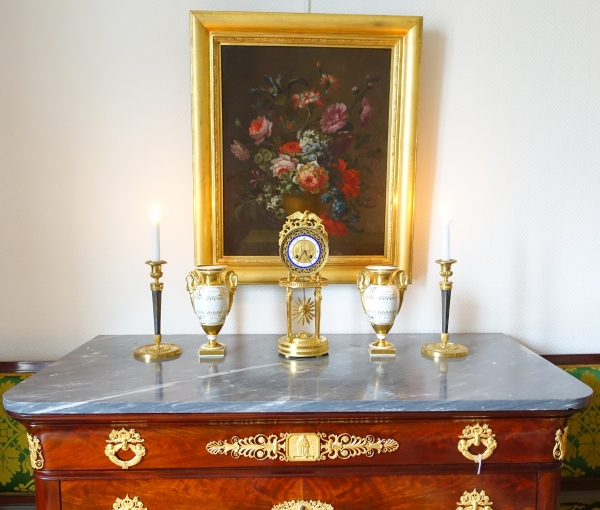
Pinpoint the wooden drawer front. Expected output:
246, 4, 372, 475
61, 473, 537, 510
37, 417, 563, 470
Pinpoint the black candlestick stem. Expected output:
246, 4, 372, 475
152, 289, 162, 337
441, 289, 451, 335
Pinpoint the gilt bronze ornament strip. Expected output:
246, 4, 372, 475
206, 431, 399, 462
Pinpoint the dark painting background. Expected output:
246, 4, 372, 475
221, 45, 392, 257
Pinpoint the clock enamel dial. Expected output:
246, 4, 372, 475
280, 226, 329, 275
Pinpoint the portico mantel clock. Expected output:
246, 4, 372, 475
278, 211, 329, 358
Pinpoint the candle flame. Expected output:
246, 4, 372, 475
151, 205, 160, 224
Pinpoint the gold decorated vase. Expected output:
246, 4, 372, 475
186, 265, 238, 357
357, 265, 408, 356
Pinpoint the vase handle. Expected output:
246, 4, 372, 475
356, 269, 371, 313
391, 269, 408, 317
356, 269, 371, 294
224, 270, 238, 313
185, 271, 201, 313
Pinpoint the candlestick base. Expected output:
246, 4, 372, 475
134, 335, 182, 362
421, 333, 469, 359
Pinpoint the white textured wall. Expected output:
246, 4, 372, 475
1, 0, 599, 360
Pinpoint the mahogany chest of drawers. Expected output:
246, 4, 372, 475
4, 334, 592, 509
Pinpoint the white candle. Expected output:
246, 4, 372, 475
441, 203, 451, 261
151, 205, 160, 261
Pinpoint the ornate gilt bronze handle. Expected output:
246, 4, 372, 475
26, 433, 44, 470
105, 429, 146, 469
457, 423, 497, 462
272, 500, 333, 510
113, 494, 147, 510
456, 489, 493, 509
553, 426, 569, 460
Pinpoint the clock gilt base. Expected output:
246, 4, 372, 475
3, 333, 592, 510
278, 333, 329, 358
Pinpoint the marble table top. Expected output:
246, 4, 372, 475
3, 333, 592, 415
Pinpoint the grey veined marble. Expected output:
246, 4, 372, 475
3, 334, 592, 415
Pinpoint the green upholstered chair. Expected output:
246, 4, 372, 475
559, 364, 600, 510
0, 372, 35, 500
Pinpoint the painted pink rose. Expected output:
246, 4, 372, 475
320, 103, 348, 133
293, 161, 329, 193
270, 154, 298, 178
248, 116, 273, 144
360, 97, 374, 126
230, 139, 250, 160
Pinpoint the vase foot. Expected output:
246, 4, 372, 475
369, 340, 396, 357
199, 341, 227, 358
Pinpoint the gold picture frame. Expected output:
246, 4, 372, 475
191, 11, 422, 284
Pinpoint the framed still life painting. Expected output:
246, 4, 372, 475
190, 11, 422, 283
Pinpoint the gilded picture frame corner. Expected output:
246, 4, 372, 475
190, 11, 422, 284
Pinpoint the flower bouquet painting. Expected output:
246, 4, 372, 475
221, 45, 392, 257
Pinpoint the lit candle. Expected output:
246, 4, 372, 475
151, 205, 160, 261
441, 203, 451, 261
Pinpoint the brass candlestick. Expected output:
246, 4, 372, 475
134, 260, 182, 361
421, 259, 469, 358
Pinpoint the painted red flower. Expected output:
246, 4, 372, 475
291, 90, 325, 109
320, 212, 349, 237
342, 169, 360, 198
331, 158, 348, 172
248, 116, 273, 144
332, 159, 361, 198
320, 73, 340, 94
279, 141, 302, 156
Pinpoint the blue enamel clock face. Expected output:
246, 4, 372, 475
279, 222, 329, 275
287, 234, 321, 269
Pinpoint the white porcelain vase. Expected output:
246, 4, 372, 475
186, 265, 238, 357
357, 265, 408, 355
